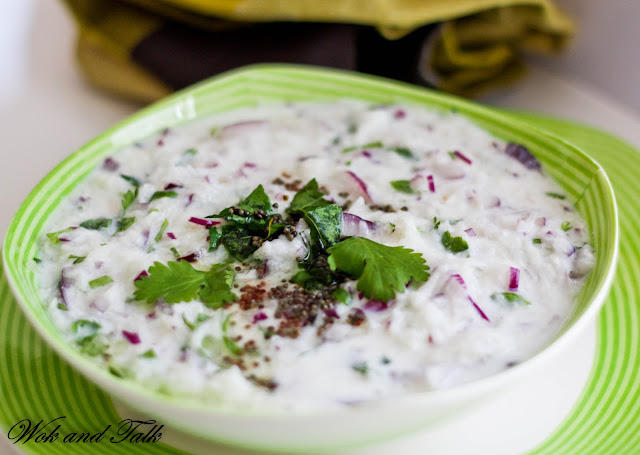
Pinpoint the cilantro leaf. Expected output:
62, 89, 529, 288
327, 237, 430, 301
46, 227, 74, 244
287, 179, 342, 248
561, 221, 573, 231
134, 261, 205, 303
133, 261, 237, 306
390, 180, 416, 194
441, 231, 469, 253
80, 217, 112, 230
200, 266, 237, 309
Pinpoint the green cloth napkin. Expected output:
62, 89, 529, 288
61, 0, 574, 102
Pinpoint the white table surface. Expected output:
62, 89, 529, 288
1, 1, 639, 454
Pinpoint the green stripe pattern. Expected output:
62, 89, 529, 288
0, 66, 628, 453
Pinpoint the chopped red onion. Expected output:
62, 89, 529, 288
102, 157, 119, 172
188, 217, 220, 228
233, 168, 247, 179
122, 330, 141, 344
364, 300, 389, 312
535, 217, 546, 227
509, 267, 520, 291
244, 162, 257, 168
394, 109, 406, 119
186, 194, 195, 207
505, 143, 541, 171
469, 297, 490, 321
324, 308, 340, 319
222, 120, 268, 136
345, 171, 372, 202
253, 312, 268, 323
167, 232, 176, 240
342, 212, 379, 237
465, 228, 476, 237
164, 182, 183, 190
177, 253, 197, 263
427, 175, 435, 193
134, 270, 149, 282
453, 151, 472, 165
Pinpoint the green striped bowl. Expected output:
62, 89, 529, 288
1, 65, 618, 452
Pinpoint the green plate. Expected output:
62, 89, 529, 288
1, 68, 635, 454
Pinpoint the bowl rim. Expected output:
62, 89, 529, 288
1, 63, 619, 421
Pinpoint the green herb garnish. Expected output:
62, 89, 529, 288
222, 314, 243, 356
117, 217, 135, 232
140, 349, 157, 358
46, 227, 74, 244
546, 192, 566, 200
208, 226, 222, 252
133, 261, 237, 307
68, 255, 86, 264
392, 147, 414, 159
183, 313, 212, 331
155, 218, 169, 242
390, 180, 416, 194
207, 185, 281, 259
561, 222, 573, 231
80, 218, 112, 230
342, 141, 383, 153
441, 231, 469, 253
121, 189, 137, 212
149, 191, 178, 202
352, 362, 369, 375
332, 288, 351, 305
491, 292, 531, 306
287, 179, 342, 249
120, 174, 140, 187
327, 237, 430, 301
533, 238, 542, 244
433, 217, 442, 230
33, 257, 42, 264
89, 275, 114, 289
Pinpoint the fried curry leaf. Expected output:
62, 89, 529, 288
287, 179, 342, 248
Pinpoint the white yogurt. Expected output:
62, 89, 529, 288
36, 101, 594, 411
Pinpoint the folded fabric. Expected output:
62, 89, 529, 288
61, 0, 574, 103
